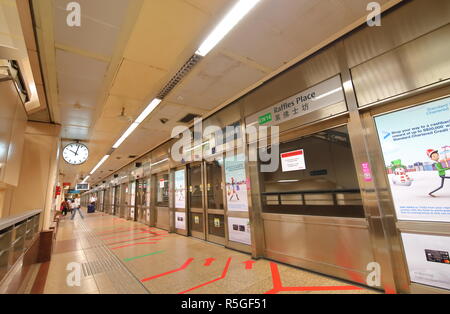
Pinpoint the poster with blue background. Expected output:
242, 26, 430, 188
375, 97, 450, 222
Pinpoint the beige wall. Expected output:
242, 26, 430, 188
8, 122, 60, 228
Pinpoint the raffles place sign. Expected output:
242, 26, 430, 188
246, 75, 346, 127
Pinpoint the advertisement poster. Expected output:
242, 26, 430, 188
227, 217, 251, 245
224, 154, 249, 212
175, 212, 186, 230
401, 233, 450, 291
281, 150, 306, 172
175, 170, 186, 209
375, 97, 450, 222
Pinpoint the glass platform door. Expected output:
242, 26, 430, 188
204, 159, 226, 245
188, 163, 205, 240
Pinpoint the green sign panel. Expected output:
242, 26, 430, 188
258, 113, 272, 125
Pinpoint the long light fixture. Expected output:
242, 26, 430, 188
89, 155, 110, 175
81, 175, 90, 183
151, 158, 169, 167
112, 122, 140, 149
195, 0, 261, 57
112, 98, 162, 149
135, 98, 162, 123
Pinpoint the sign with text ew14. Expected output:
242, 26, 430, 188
281, 150, 306, 172
245, 75, 345, 127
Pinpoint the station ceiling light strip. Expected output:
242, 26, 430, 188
89, 155, 110, 175
195, 0, 262, 57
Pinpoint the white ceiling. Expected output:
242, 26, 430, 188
31, 0, 399, 185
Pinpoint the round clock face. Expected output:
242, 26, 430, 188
63, 143, 89, 165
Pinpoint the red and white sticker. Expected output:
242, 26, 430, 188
280, 149, 306, 172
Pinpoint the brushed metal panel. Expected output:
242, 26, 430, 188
239, 46, 340, 119
345, 0, 450, 69
263, 214, 374, 285
156, 206, 169, 230
352, 25, 450, 107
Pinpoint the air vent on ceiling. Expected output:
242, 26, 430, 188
128, 155, 137, 159
157, 54, 202, 100
178, 113, 201, 124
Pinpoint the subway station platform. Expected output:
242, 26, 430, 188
37, 210, 378, 295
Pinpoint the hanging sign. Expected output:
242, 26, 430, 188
159, 179, 165, 188
281, 150, 306, 172
245, 75, 345, 127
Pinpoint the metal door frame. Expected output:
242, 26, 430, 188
203, 159, 227, 246
187, 162, 206, 240
362, 85, 450, 294
154, 171, 170, 231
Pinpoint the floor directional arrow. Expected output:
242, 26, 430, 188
204, 258, 216, 266
243, 260, 256, 270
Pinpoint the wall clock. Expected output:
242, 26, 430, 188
63, 143, 89, 165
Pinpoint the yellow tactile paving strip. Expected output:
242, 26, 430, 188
43, 210, 381, 294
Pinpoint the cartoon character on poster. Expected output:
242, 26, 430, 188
390, 159, 413, 186
427, 149, 450, 197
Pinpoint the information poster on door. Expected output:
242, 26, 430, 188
224, 154, 249, 212
175, 212, 186, 230
375, 97, 450, 222
401, 233, 450, 290
175, 170, 186, 209
281, 149, 306, 172
227, 217, 251, 245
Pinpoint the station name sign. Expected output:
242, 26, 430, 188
246, 75, 345, 127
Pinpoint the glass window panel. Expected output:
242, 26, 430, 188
189, 165, 203, 208
260, 126, 364, 218
206, 160, 224, 210
156, 174, 169, 207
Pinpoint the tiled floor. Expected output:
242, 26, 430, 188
41, 210, 381, 294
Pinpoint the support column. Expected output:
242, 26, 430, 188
9, 122, 61, 230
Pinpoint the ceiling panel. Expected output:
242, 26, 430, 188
109, 58, 167, 101
54, 0, 130, 57
166, 52, 266, 110
123, 0, 228, 71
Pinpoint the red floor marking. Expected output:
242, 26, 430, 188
243, 260, 256, 270
111, 242, 159, 250
97, 228, 138, 236
204, 258, 215, 266
264, 262, 365, 294
141, 258, 194, 283
101, 231, 154, 241
106, 236, 162, 246
178, 258, 232, 294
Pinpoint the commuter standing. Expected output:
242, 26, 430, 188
71, 196, 84, 220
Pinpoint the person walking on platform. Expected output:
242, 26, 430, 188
70, 196, 84, 220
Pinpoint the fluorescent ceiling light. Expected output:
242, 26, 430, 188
151, 158, 169, 167
112, 122, 140, 149
314, 88, 343, 101
278, 179, 299, 183
196, 0, 261, 57
82, 175, 90, 183
89, 155, 110, 175
135, 98, 162, 123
